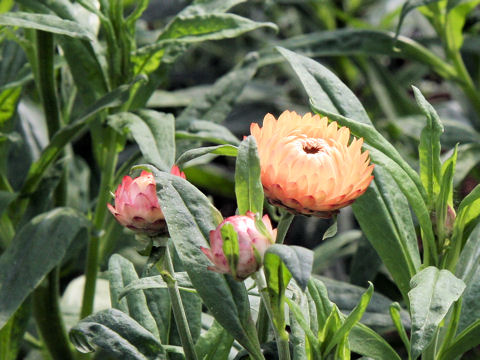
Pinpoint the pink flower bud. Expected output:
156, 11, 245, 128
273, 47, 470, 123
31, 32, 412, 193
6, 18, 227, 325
107, 166, 185, 236
201, 211, 277, 280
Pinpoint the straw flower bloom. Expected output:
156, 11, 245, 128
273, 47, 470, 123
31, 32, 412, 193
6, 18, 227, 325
201, 211, 276, 280
250, 111, 374, 218
108, 166, 186, 236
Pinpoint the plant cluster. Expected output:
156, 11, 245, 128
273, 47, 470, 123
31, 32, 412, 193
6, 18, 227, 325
0, 1, 480, 360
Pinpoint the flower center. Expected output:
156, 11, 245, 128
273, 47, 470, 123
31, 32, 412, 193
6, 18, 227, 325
302, 138, 325, 154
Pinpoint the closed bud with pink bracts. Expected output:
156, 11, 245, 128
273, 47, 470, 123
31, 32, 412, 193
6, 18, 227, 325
107, 166, 185, 236
201, 211, 277, 280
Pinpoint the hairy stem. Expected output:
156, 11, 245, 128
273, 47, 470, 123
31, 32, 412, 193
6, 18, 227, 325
156, 245, 198, 360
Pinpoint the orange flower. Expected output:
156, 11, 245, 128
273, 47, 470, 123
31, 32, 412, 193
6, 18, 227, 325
250, 111, 374, 218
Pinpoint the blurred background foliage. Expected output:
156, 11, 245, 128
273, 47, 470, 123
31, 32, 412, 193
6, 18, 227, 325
1, 0, 480, 358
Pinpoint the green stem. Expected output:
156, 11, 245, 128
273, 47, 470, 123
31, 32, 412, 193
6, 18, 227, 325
253, 271, 291, 360
81, 129, 118, 318
36, 31, 61, 137
276, 210, 294, 244
156, 245, 198, 360
33, 268, 74, 360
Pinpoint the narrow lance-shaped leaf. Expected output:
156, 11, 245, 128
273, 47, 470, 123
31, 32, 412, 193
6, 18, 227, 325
108, 255, 159, 339
438, 318, 480, 360
69, 309, 167, 359
266, 30, 456, 79
19, 81, 137, 198
136, 14, 277, 56
176, 145, 238, 167
390, 302, 411, 359
0, 12, 94, 40
349, 323, 402, 360
414, 86, 444, 208
264, 245, 313, 292
395, 1, 442, 39
108, 110, 175, 172
0, 208, 89, 328
324, 283, 374, 356
235, 136, 264, 215
176, 53, 259, 128
408, 267, 466, 359
451, 184, 480, 250
435, 146, 457, 245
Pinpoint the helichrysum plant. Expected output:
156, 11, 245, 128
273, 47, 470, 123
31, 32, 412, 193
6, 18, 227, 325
1, 1, 480, 360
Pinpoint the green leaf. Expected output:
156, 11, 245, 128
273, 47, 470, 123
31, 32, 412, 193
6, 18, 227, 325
119, 273, 194, 299
451, 184, 480, 249
69, 309, 167, 359
152, 169, 263, 359
268, 30, 456, 79
322, 217, 338, 240
221, 223, 240, 280
319, 276, 409, 331
176, 54, 259, 129
415, 86, 444, 207
179, 0, 246, 16
194, 320, 234, 360
435, 146, 457, 244
57, 37, 108, 105
0, 12, 94, 40
313, 230, 362, 274
390, 303, 411, 358
395, 1, 442, 39
408, 266, 466, 359
175, 120, 240, 146
455, 223, 480, 332
349, 323, 402, 360
0, 191, 15, 217
176, 145, 238, 167
263, 248, 293, 336
307, 278, 333, 329
108, 111, 175, 171
288, 283, 309, 360
0, 300, 30, 360
353, 167, 420, 298
285, 297, 321, 355
136, 14, 276, 56
448, 143, 480, 187
235, 136, 264, 215
108, 255, 160, 339
324, 283, 374, 355
0, 208, 88, 328
19, 82, 134, 198
445, 0, 480, 51
438, 318, 480, 360
264, 245, 313, 291
0, 88, 21, 126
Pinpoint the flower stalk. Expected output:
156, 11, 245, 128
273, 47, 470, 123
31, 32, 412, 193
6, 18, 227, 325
155, 244, 198, 360
81, 128, 118, 319
253, 271, 291, 360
